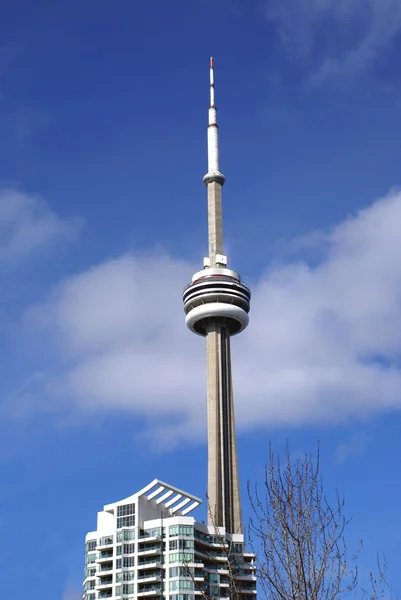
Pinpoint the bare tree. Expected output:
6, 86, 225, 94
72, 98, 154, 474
248, 444, 386, 600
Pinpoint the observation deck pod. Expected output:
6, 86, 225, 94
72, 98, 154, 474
183, 268, 251, 336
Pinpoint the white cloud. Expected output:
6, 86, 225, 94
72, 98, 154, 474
264, 0, 401, 82
0, 189, 82, 264
24, 189, 401, 442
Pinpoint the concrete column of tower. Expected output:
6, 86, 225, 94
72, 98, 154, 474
206, 322, 242, 534
207, 181, 223, 266
182, 57, 250, 535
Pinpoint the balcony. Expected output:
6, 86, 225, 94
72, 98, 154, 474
96, 579, 113, 590
96, 551, 114, 562
138, 560, 162, 570
235, 573, 257, 581
138, 545, 162, 556
195, 549, 227, 563
136, 586, 163, 597
98, 536, 114, 548
139, 533, 163, 542
98, 563, 113, 574
137, 573, 162, 583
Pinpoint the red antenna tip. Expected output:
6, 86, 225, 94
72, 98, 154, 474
210, 57, 214, 68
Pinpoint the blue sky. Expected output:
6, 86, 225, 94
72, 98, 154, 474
1, 0, 401, 598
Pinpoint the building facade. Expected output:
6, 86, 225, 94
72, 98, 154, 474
83, 480, 256, 600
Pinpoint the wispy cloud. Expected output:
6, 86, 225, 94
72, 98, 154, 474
21, 188, 401, 444
264, 0, 401, 83
335, 434, 370, 463
0, 189, 82, 265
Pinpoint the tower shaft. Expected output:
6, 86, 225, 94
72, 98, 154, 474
206, 324, 242, 534
207, 181, 223, 265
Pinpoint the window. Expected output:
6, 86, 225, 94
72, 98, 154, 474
170, 525, 193, 537
122, 543, 135, 554
169, 552, 194, 564
117, 529, 135, 542
117, 503, 135, 517
86, 567, 96, 578
99, 535, 113, 546
170, 540, 193, 550
231, 542, 244, 554
143, 526, 163, 537
169, 567, 194, 578
86, 540, 96, 552
87, 595, 95, 600
123, 556, 135, 567
86, 580, 95, 590
169, 580, 193, 592
117, 515, 135, 528
116, 559, 122, 570
117, 568, 136, 581
86, 553, 96, 564
123, 584, 135, 594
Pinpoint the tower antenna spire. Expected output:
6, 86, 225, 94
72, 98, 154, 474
205, 57, 225, 186
210, 57, 215, 108
204, 57, 225, 264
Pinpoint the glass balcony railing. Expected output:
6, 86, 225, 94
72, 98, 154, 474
96, 580, 113, 588
138, 545, 162, 553
97, 551, 113, 560
98, 536, 113, 547
139, 531, 163, 540
137, 586, 162, 594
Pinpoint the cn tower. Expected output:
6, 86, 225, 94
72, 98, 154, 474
183, 58, 251, 534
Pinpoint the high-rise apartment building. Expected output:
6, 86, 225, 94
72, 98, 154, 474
83, 59, 256, 600
83, 480, 256, 600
